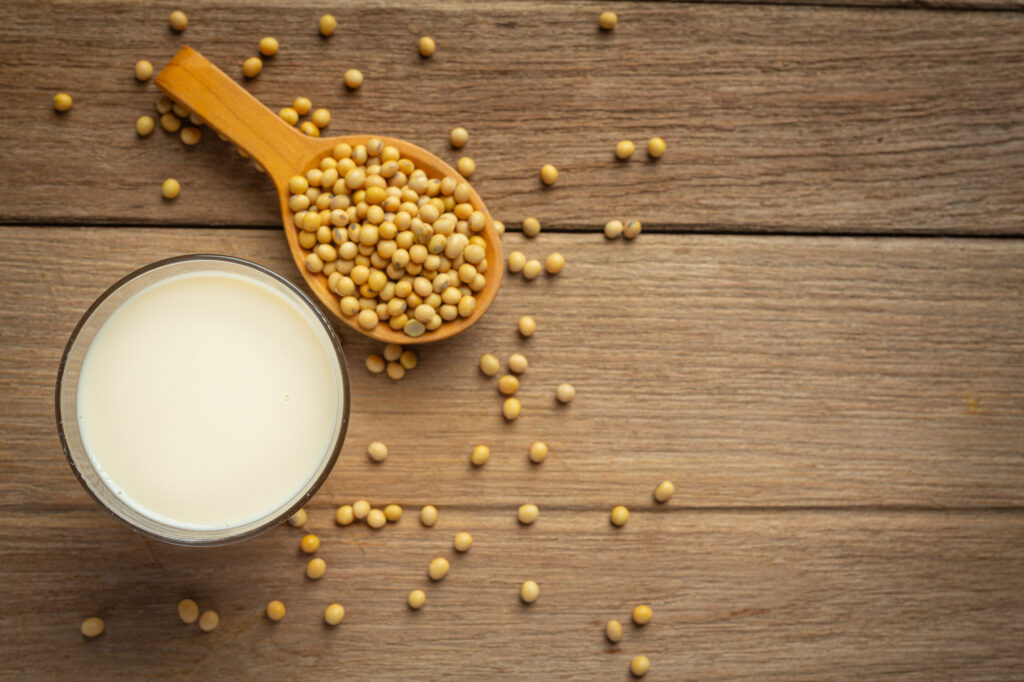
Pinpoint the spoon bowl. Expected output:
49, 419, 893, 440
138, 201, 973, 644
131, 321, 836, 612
155, 47, 502, 344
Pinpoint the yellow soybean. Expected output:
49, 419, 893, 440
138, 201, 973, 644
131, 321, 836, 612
453, 532, 473, 552
324, 603, 345, 625
520, 580, 539, 603
178, 599, 199, 624
80, 617, 104, 638
266, 600, 285, 621
428, 557, 450, 581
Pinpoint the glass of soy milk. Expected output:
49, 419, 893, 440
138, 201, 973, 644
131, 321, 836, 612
56, 255, 350, 546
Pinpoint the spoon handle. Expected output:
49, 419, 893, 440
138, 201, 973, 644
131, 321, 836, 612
155, 47, 320, 186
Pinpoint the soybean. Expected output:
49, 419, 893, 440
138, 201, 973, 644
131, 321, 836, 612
420, 505, 438, 527
502, 397, 521, 420
508, 251, 526, 273
517, 503, 539, 525
288, 508, 307, 527
648, 137, 666, 158
453, 532, 473, 552
344, 69, 363, 89
311, 108, 330, 128
161, 178, 181, 199
518, 316, 536, 337
306, 558, 327, 579
654, 480, 675, 502
480, 353, 500, 376
604, 219, 624, 239
324, 603, 345, 626
508, 353, 528, 374
178, 599, 199, 624
632, 604, 652, 625
428, 557, 450, 581
160, 112, 181, 132
81, 617, 104, 638
471, 444, 490, 466
556, 383, 576, 404
336, 505, 355, 525
136, 115, 155, 136
180, 126, 201, 145
520, 580, 539, 603
198, 610, 219, 632
266, 600, 285, 622
366, 354, 386, 373
358, 309, 379, 330
528, 441, 548, 464
259, 37, 279, 57
169, 10, 188, 32
367, 508, 387, 528
300, 533, 320, 554
545, 253, 565, 274
522, 217, 541, 238
383, 343, 403, 362
242, 57, 262, 78
279, 107, 302, 127
135, 60, 154, 81
53, 93, 73, 112
450, 126, 468, 148
368, 441, 388, 462
319, 14, 337, 36
386, 362, 405, 380
498, 375, 519, 396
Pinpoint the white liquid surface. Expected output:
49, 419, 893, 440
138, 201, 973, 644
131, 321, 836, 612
77, 270, 342, 530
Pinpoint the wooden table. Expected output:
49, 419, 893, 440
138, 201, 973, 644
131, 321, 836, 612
2, 1, 1023, 679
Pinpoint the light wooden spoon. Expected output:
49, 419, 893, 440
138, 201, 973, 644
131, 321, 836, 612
155, 46, 503, 344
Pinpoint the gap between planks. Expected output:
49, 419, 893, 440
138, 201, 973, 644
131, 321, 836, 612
5, 505, 1024, 515
6, 221, 1024, 239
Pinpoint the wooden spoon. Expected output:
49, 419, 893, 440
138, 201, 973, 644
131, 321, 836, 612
154, 46, 503, 345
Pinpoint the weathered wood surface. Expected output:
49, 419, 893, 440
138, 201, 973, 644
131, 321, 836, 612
1, 507, 1022, 680
1, 2, 1023, 233
3, 229, 1023, 515
2, 0, 1024, 679
2, 227, 1023, 677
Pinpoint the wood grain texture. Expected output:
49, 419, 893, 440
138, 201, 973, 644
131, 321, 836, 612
3, 228, 1023, 514
2, 2, 1023, 234
2, 228, 1023, 678
3, 1, 1024, 677
1, 508, 1022, 680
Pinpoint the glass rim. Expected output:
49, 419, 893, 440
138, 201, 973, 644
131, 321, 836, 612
55, 254, 351, 547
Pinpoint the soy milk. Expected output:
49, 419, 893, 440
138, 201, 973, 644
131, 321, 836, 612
76, 270, 342, 530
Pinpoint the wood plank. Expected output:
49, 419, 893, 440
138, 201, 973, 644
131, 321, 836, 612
1, 3, 1023, 233
3, 227, 1023, 510
1, 508, 1022, 679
